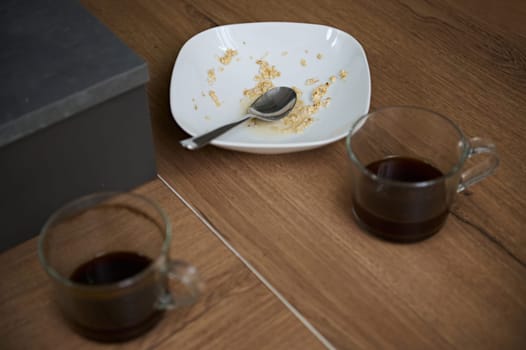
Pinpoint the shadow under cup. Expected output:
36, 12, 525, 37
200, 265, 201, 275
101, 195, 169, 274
346, 107, 499, 242
38, 192, 201, 342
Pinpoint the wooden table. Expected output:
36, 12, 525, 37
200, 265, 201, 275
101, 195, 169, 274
2, 0, 525, 349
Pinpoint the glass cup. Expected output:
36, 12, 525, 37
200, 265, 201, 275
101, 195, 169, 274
38, 192, 202, 342
346, 106, 499, 242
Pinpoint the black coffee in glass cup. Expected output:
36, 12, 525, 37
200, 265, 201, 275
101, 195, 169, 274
38, 192, 202, 342
346, 106, 499, 242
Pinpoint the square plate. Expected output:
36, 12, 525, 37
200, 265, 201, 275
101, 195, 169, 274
170, 22, 371, 154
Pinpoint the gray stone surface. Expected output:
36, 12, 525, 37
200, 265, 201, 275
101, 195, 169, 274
0, 0, 157, 251
0, 86, 157, 252
0, 0, 149, 147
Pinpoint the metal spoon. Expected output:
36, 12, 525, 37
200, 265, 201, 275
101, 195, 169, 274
180, 86, 297, 150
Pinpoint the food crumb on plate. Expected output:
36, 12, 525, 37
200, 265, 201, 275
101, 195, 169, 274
207, 68, 216, 84
241, 57, 341, 133
312, 82, 330, 103
243, 59, 280, 98
208, 90, 221, 107
200, 51, 348, 134
219, 49, 238, 65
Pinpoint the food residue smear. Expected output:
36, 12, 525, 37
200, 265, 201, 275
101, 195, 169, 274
197, 49, 348, 134
243, 57, 342, 133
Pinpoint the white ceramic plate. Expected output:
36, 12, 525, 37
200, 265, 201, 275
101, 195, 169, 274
170, 22, 371, 154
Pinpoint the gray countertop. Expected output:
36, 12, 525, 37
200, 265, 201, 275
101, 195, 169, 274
0, 0, 149, 147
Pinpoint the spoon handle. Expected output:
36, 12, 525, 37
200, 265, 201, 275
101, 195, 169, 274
180, 115, 252, 150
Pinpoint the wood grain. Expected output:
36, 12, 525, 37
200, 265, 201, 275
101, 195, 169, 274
75, 0, 526, 349
0, 180, 323, 350
185, 0, 526, 261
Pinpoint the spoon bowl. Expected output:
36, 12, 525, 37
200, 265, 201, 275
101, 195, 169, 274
180, 86, 297, 150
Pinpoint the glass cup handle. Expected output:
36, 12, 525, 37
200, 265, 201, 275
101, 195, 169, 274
156, 259, 203, 310
458, 137, 499, 192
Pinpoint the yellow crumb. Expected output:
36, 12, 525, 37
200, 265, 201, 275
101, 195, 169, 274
274, 81, 332, 134
218, 66, 224, 72
243, 80, 274, 98
312, 82, 330, 103
255, 59, 281, 80
243, 59, 281, 98
316, 53, 323, 60
219, 49, 238, 65
207, 68, 216, 84
237, 58, 342, 134
208, 90, 221, 107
